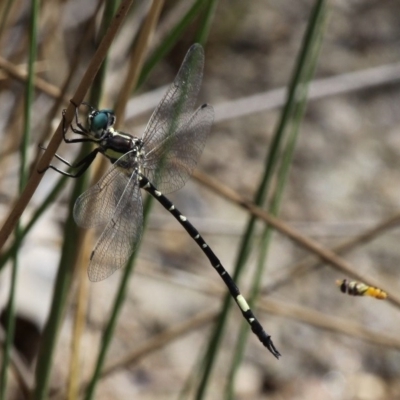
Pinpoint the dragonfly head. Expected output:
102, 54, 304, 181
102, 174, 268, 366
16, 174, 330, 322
87, 109, 116, 139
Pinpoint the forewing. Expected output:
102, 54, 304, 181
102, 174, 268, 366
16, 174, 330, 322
73, 166, 128, 230
142, 44, 204, 159
143, 104, 214, 193
87, 169, 143, 282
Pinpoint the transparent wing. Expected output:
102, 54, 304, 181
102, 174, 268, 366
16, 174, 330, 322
74, 153, 138, 229
87, 177, 143, 282
141, 44, 206, 191
74, 152, 144, 282
73, 164, 131, 230
143, 104, 214, 193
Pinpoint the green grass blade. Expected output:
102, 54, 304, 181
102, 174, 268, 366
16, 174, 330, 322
137, 0, 206, 88
32, 176, 86, 400
32, 0, 124, 395
77, 2, 144, 398
225, 3, 328, 397
0, 175, 67, 272
90, 0, 119, 103
195, 1, 328, 398
0, 0, 14, 39
195, 0, 219, 45
85, 31, 203, 399
84, 194, 154, 400
32, 122, 95, 400
0, 0, 39, 397
85, 34, 210, 399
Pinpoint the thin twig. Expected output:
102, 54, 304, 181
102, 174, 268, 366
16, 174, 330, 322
0, 56, 67, 101
51, 297, 399, 400
101, 310, 217, 377
100, 300, 400, 376
124, 62, 400, 124
134, 261, 400, 351
36, 0, 105, 148
258, 298, 400, 349
114, 0, 164, 123
0, 325, 33, 397
3, 58, 400, 129
213, 62, 400, 123
262, 213, 400, 295
193, 170, 400, 308
0, 0, 135, 251
67, 267, 400, 393
67, 231, 91, 400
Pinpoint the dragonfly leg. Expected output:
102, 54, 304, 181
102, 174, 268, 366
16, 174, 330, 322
81, 101, 95, 111
61, 107, 99, 144
70, 100, 89, 133
38, 147, 100, 178
62, 108, 89, 140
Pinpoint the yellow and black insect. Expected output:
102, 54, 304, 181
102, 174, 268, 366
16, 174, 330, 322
336, 279, 387, 300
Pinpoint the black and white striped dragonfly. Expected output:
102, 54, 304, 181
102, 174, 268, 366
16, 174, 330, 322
45, 44, 280, 358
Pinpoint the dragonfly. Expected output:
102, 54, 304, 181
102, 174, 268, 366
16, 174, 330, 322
44, 44, 280, 358
336, 279, 387, 300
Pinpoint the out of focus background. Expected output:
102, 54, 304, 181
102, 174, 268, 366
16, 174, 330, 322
1, 0, 400, 399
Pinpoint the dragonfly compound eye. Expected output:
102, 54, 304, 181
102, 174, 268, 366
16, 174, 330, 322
90, 110, 116, 138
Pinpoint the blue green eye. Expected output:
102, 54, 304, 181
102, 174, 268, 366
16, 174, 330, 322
88, 109, 116, 137
91, 112, 109, 131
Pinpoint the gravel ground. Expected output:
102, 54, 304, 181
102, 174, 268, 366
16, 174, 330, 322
2, 0, 400, 399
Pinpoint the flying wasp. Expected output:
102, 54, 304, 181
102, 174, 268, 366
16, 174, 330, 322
336, 279, 387, 300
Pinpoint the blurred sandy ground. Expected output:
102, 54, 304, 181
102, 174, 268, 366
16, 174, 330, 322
1, 0, 400, 399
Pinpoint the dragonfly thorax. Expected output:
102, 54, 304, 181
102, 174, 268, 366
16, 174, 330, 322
102, 130, 144, 166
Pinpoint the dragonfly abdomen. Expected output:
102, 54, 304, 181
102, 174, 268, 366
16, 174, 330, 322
139, 176, 281, 358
